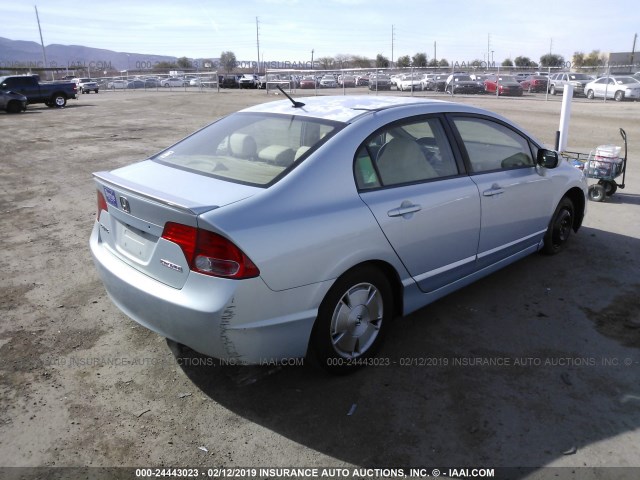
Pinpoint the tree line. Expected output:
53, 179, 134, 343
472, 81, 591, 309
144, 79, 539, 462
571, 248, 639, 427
154, 49, 611, 73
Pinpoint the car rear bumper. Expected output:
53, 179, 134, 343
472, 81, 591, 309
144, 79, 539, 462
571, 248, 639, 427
90, 222, 322, 364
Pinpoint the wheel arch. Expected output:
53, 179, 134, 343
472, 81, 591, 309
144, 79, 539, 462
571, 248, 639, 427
327, 260, 404, 320
51, 91, 68, 100
564, 187, 586, 232
6, 100, 24, 113
308, 259, 404, 371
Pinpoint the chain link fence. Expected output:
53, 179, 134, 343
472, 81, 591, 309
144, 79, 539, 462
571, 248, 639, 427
81, 72, 221, 94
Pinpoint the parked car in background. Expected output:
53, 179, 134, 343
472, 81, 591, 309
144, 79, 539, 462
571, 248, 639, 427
520, 75, 548, 93
0, 74, 77, 107
189, 77, 215, 87
469, 73, 487, 89
90, 95, 587, 372
108, 80, 128, 90
548, 72, 593, 96
0, 88, 27, 113
299, 76, 318, 89
183, 76, 197, 86
420, 74, 435, 90
220, 75, 240, 88
445, 74, 484, 94
585, 76, 640, 101
160, 77, 184, 88
143, 77, 161, 88
126, 80, 145, 89
514, 72, 534, 83
238, 74, 259, 89
260, 74, 291, 90
73, 78, 99, 94
426, 74, 448, 92
355, 75, 369, 86
368, 74, 391, 90
396, 74, 422, 91
483, 75, 523, 96
338, 75, 356, 87
319, 75, 337, 88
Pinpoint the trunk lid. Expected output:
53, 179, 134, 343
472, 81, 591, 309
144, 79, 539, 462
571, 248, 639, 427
94, 160, 260, 288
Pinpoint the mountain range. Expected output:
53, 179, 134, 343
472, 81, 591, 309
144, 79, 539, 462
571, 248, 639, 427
0, 37, 212, 74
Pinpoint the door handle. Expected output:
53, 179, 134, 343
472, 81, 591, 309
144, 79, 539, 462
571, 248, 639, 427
483, 184, 505, 196
388, 202, 422, 217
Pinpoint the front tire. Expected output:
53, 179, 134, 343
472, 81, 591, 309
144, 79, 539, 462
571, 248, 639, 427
614, 90, 624, 102
550, 85, 556, 95
542, 197, 574, 255
587, 89, 595, 99
6, 101, 23, 113
310, 266, 393, 374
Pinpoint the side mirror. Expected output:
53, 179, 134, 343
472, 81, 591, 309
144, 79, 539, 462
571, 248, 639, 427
536, 149, 559, 169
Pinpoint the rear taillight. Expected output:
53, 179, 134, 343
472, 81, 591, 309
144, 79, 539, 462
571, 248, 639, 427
161, 222, 259, 279
97, 190, 108, 217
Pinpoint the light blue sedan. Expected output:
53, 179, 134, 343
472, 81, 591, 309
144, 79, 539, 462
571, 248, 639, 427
90, 96, 587, 372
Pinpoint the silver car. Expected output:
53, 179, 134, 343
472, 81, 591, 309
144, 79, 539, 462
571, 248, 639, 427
73, 77, 99, 94
90, 96, 587, 372
160, 77, 184, 87
319, 75, 337, 88
585, 76, 640, 101
548, 72, 593, 96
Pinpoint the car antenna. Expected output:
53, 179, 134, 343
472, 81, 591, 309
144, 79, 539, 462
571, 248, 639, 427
277, 85, 305, 108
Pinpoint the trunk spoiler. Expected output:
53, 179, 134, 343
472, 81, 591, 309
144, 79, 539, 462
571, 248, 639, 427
93, 171, 218, 215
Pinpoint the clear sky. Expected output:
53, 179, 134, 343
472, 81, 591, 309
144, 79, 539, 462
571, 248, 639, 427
1, 0, 637, 65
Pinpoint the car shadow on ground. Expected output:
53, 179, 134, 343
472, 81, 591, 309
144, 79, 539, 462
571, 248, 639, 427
170, 226, 640, 475
26, 104, 97, 111
604, 193, 640, 205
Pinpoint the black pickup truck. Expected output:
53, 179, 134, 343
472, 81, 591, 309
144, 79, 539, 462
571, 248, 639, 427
0, 75, 77, 108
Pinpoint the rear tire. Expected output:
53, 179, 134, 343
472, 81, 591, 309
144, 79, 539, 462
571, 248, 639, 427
310, 266, 393, 374
542, 197, 574, 255
52, 94, 66, 107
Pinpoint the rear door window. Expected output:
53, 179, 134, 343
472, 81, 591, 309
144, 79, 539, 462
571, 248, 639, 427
354, 116, 459, 190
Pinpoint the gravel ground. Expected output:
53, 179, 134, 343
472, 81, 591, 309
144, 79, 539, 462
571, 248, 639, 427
1, 88, 639, 479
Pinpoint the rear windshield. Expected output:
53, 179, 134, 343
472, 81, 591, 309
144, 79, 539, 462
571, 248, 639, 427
152, 112, 344, 186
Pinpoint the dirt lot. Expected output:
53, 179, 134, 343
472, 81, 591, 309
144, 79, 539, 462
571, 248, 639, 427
1, 88, 639, 479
